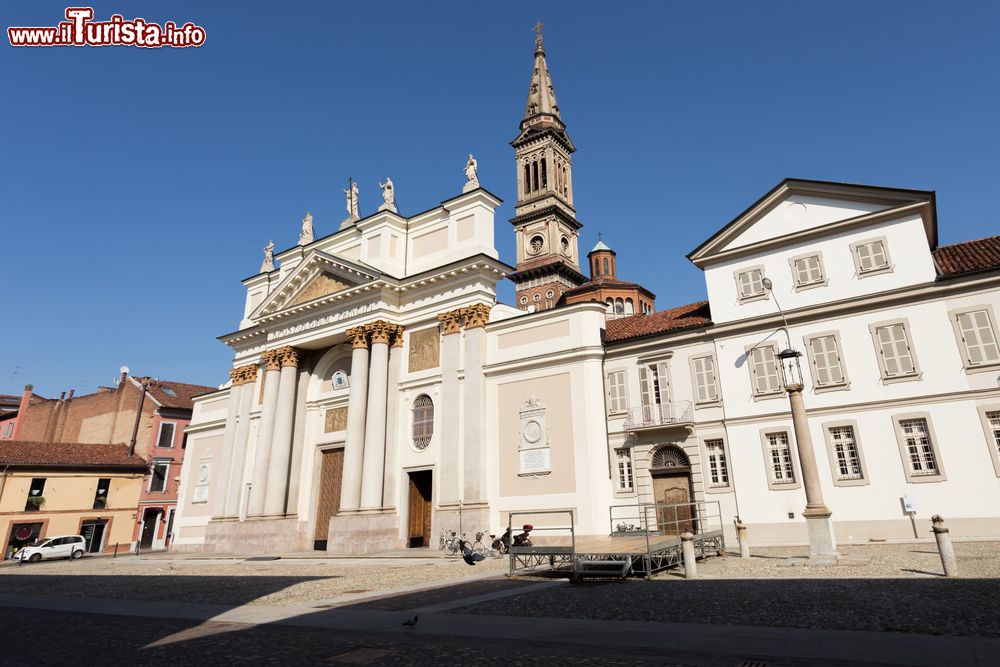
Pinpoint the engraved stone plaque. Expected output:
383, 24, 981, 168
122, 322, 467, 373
325, 407, 348, 433
408, 328, 440, 372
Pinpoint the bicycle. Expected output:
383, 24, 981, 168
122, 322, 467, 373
438, 528, 449, 551
471, 530, 487, 557
443, 531, 465, 556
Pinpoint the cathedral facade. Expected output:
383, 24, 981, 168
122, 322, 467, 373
174, 32, 1000, 554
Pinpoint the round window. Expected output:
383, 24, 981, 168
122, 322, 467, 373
560, 236, 570, 254
519, 295, 529, 305
528, 235, 544, 254
533, 293, 541, 302
545, 289, 555, 299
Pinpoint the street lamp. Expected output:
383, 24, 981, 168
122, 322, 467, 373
762, 278, 838, 564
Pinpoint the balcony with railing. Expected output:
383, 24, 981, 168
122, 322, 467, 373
623, 401, 694, 431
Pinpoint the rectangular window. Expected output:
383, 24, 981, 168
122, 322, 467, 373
871, 320, 919, 382
790, 253, 825, 289
704, 439, 729, 488
979, 406, 1000, 478
764, 431, 796, 486
157, 422, 176, 449
852, 238, 892, 276
93, 478, 111, 509
615, 448, 633, 492
735, 266, 766, 302
691, 355, 720, 404
149, 461, 170, 493
893, 414, 946, 483
748, 345, 782, 397
25, 478, 46, 511
899, 418, 937, 476
806, 333, 847, 389
829, 426, 863, 480
2, 422, 12, 438
954, 308, 1000, 368
606, 370, 627, 414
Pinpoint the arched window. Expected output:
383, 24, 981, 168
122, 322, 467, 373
603, 258, 609, 275
650, 446, 690, 470
606, 299, 614, 314
593, 259, 600, 276
412, 395, 433, 450
614, 299, 625, 316
625, 298, 634, 315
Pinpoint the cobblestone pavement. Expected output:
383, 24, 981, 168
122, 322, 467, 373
0, 606, 739, 667
453, 542, 1000, 637
0, 554, 509, 606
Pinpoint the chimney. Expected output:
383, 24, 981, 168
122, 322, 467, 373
67, 389, 75, 400
59, 391, 66, 401
11, 384, 33, 440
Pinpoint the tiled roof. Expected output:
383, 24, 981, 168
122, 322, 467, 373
562, 276, 655, 297
933, 235, 1000, 279
0, 441, 149, 470
139, 379, 218, 410
604, 301, 712, 343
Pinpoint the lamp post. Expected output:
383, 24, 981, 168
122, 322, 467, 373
763, 279, 838, 564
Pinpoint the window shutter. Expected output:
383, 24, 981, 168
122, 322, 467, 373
655, 362, 670, 405
639, 366, 653, 409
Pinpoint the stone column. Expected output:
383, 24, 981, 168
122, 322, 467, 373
461, 304, 490, 504
249, 349, 282, 517
339, 327, 370, 512
787, 385, 837, 563
360, 320, 393, 510
224, 364, 258, 517
263, 346, 299, 516
382, 325, 404, 508
437, 308, 464, 506
212, 367, 244, 519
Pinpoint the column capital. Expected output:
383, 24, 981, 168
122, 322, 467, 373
365, 319, 394, 345
241, 364, 259, 384
229, 367, 243, 385
437, 308, 464, 335
461, 303, 492, 329
346, 326, 369, 349
275, 345, 300, 368
391, 323, 405, 348
261, 348, 282, 371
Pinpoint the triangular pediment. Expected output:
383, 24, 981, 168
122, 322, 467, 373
687, 179, 936, 266
250, 250, 381, 320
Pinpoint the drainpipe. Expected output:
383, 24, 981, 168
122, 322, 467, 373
128, 379, 150, 457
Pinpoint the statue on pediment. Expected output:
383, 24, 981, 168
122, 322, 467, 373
298, 211, 314, 246
261, 240, 275, 272
378, 177, 397, 213
343, 179, 359, 220
463, 154, 479, 192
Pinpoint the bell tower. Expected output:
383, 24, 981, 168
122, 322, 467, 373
508, 24, 586, 311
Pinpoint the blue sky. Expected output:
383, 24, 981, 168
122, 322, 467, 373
2, 1, 998, 397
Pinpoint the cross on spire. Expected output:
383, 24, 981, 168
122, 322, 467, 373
534, 22, 544, 48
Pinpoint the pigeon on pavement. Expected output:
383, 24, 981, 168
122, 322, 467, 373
402, 614, 419, 628
461, 541, 486, 566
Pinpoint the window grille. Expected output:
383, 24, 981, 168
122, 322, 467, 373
615, 448, 633, 492
899, 418, 938, 475
704, 439, 729, 487
650, 446, 689, 469
412, 395, 434, 450
828, 426, 863, 480
765, 432, 795, 484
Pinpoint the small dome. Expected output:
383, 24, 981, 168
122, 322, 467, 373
589, 240, 614, 254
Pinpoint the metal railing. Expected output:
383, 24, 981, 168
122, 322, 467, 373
506, 509, 575, 575
622, 401, 694, 430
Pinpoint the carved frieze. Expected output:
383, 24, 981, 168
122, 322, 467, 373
407, 328, 440, 372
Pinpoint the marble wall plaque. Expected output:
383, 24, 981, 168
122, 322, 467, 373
325, 407, 348, 432
519, 446, 551, 473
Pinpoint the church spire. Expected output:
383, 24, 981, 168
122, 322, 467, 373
522, 22, 562, 128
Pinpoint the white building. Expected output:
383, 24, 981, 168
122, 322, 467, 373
174, 32, 1000, 554
604, 180, 1000, 544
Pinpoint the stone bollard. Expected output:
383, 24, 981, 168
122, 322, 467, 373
735, 520, 750, 559
681, 532, 697, 578
931, 515, 958, 578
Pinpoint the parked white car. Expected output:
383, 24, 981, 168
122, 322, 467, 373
14, 535, 86, 562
